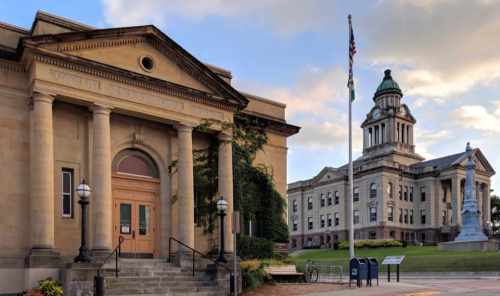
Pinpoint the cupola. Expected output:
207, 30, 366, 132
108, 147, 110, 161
373, 69, 403, 100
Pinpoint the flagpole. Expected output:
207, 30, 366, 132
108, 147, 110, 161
348, 14, 355, 260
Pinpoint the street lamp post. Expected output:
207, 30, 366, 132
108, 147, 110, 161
215, 196, 229, 263
74, 180, 92, 263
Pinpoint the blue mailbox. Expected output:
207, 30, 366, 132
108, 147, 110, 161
364, 257, 379, 286
349, 258, 368, 287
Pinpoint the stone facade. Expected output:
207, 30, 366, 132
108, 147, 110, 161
0, 11, 299, 293
288, 70, 495, 250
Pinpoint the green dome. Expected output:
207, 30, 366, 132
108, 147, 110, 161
373, 69, 403, 100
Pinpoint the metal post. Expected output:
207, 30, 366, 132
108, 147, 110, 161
216, 210, 227, 263
233, 212, 238, 296
115, 250, 118, 278
74, 197, 91, 262
192, 249, 195, 276
388, 265, 390, 282
168, 238, 171, 262
397, 264, 400, 282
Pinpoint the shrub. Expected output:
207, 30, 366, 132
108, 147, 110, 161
302, 245, 320, 250
333, 242, 341, 250
399, 240, 408, 248
338, 240, 403, 249
26, 277, 63, 296
237, 235, 274, 259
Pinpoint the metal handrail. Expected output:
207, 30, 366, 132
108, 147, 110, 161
168, 237, 233, 278
97, 236, 125, 278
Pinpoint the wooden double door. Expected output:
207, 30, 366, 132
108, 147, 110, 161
112, 174, 160, 258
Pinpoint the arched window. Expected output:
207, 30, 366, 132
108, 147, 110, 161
117, 155, 153, 177
387, 182, 393, 198
327, 192, 332, 206
370, 183, 377, 199
293, 200, 298, 213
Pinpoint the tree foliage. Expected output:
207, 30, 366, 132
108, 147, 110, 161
491, 194, 500, 234
169, 112, 290, 243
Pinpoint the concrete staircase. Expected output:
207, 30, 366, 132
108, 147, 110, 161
105, 259, 226, 296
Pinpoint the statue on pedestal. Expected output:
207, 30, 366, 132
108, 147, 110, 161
455, 142, 488, 242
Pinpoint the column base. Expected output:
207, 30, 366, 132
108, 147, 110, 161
26, 248, 62, 268
206, 259, 242, 294
90, 248, 113, 257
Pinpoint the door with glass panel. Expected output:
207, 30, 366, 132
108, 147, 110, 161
116, 200, 155, 258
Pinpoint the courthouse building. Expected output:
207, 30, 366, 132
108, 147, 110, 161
288, 69, 495, 249
0, 11, 299, 291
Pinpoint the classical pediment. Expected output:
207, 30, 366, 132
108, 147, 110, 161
21, 26, 248, 109
456, 149, 496, 175
311, 167, 345, 185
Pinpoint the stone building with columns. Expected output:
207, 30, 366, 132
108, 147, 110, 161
0, 11, 299, 292
287, 69, 495, 250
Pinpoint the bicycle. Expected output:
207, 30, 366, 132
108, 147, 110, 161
306, 259, 319, 282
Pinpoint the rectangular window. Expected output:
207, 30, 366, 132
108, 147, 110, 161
354, 233, 360, 240
388, 207, 393, 222
399, 185, 402, 200
410, 210, 414, 224
443, 188, 447, 202
320, 236, 324, 246
308, 217, 313, 230
399, 208, 403, 223
404, 210, 408, 224
327, 235, 331, 244
308, 197, 313, 210
293, 219, 297, 232
293, 200, 297, 212
320, 215, 325, 228
443, 211, 447, 225
354, 210, 360, 224
334, 235, 339, 242
292, 239, 297, 248
404, 186, 408, 201
410, 187, 413, 202
370, 207, 377, 222
388, 183, 393, 198
353, 188, 359, 202
328, 193, 332, 206
369, 231, 376, 240
335, 212, 340, 226
62, 170, 73, 218
421, 210, 426, 224
335, 191, 340, 205
327, 213, 332, 227
321, 194, 325, 207
405, 232, 410, 241
389, 231, 395, 238
421, 187, 426, 202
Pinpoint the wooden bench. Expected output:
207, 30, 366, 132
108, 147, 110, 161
264, 265, 303, 276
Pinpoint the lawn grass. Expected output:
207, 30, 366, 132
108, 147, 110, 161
294, 246, 500, 273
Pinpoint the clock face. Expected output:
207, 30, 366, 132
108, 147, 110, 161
399, 107, 406, 118
372, 108, 381, 119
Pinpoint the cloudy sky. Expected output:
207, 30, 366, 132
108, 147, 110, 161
2, 0, 500, 190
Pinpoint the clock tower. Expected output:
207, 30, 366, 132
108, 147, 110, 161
359, 69, 424, 164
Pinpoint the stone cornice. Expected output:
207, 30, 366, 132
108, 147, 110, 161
0, 60, 26, 73
238, 112, 300, 137
29, 52, 240, 112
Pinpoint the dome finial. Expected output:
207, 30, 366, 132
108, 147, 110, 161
384, 69, 392, 80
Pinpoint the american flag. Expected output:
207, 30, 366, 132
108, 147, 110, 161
349, 26, 356, 78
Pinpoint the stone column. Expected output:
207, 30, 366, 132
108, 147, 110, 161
378, 124, 382, 144
176, 123, 195, 252
363, 128, 368, 148
91, 104, 113, 255
451, 177, 461, 226
29, 93, 58, 257
218, 132, 234, 254
482, 183, 490, 227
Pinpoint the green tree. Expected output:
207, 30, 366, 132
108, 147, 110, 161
491, 194, 500, 234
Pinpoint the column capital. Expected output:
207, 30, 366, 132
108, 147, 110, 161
32, 92, 55, 104
175, 122, 195, 133
218, 131, 233, 141
27, 98, 34, 111
91, 103, 113, 115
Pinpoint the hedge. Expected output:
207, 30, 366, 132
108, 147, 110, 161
237, 235, 275, 259
338, 240, 403, 249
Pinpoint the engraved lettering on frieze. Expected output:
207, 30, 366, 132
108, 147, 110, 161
109, 85, 184, 110
50, 70, 100, 89
190, 106, 224, 120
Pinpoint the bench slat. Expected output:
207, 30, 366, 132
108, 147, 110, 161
264, 265, 303, 276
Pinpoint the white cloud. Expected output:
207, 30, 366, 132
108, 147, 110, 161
361, 0, 500, 99
100, 0, 338, 37
451, 104, 500, 132
413, 127, 454, 160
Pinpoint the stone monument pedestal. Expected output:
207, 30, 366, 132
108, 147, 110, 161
437, 240, 499, 252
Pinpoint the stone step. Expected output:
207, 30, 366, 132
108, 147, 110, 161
118, 270, 196, 277
120, 267, 188, 272
107, 280, 214, 289
172, 292, 226, 296
121, 262, 177, 268
106, 286, 219, 295
106, 276, 211, 283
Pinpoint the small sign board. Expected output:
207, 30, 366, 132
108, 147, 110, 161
274, 242, 288, 255
441, 226, 452, 233
382, 255, 405, 265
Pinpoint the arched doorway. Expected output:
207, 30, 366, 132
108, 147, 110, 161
112, 149, 160, 258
